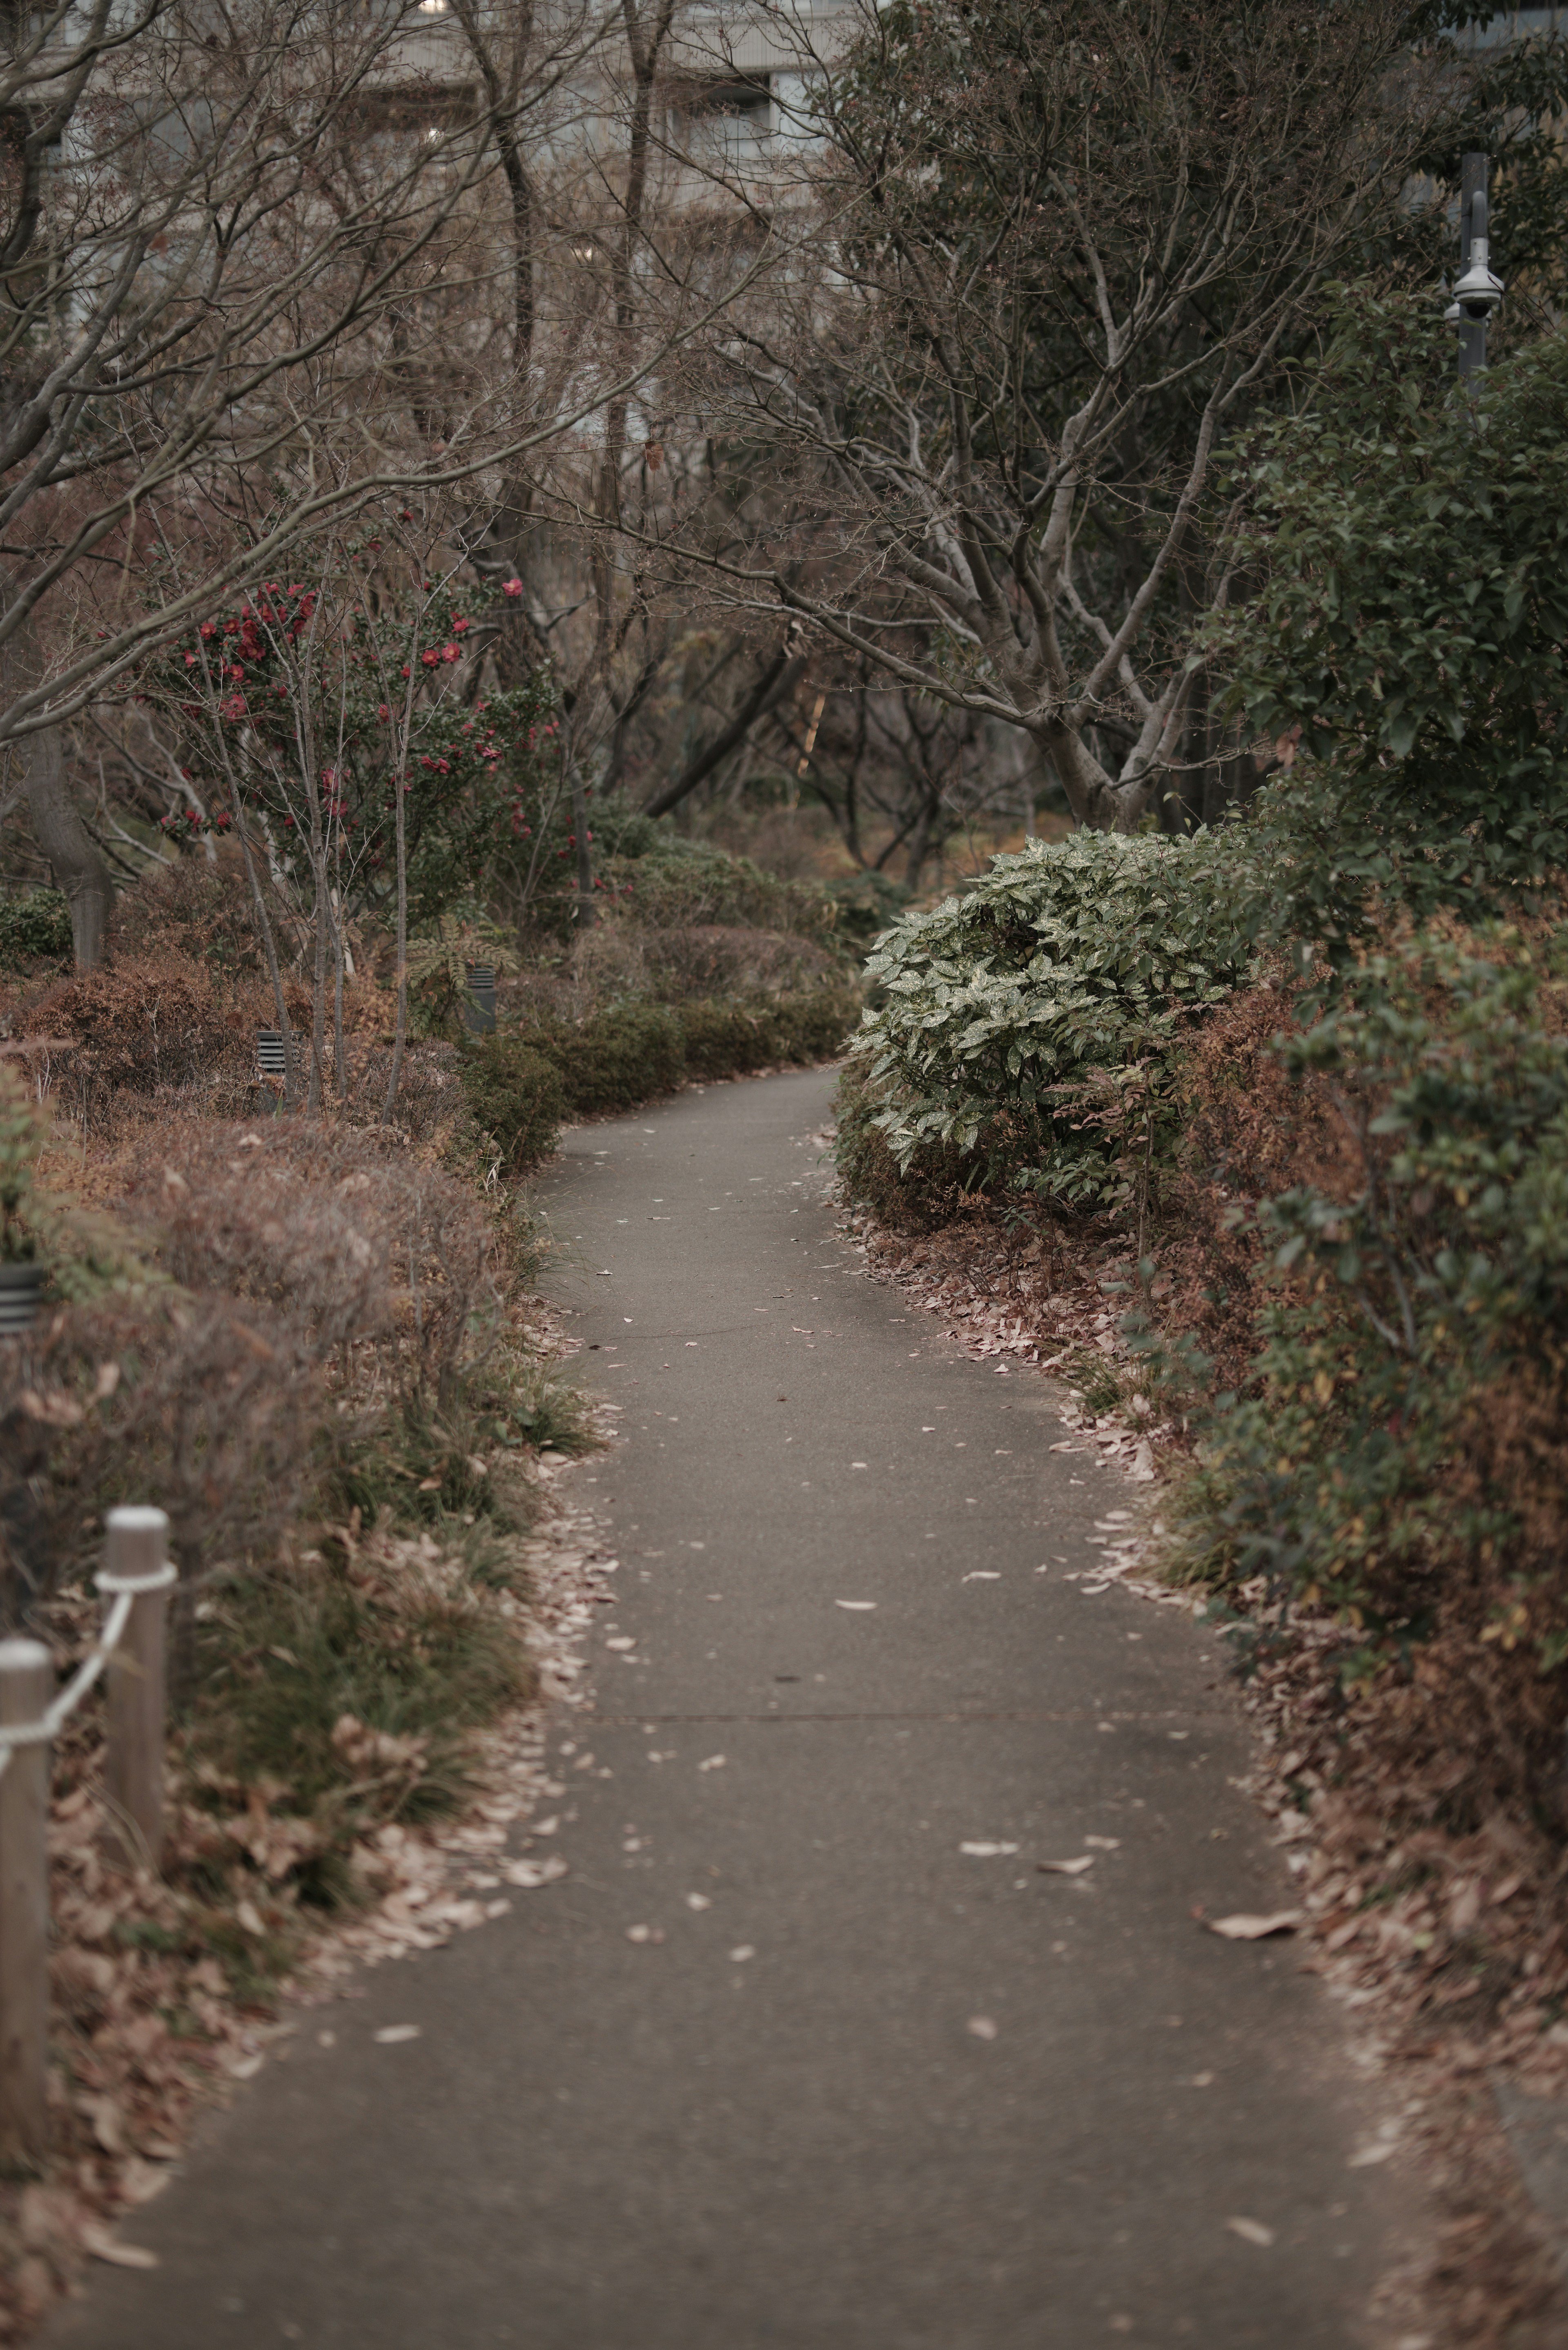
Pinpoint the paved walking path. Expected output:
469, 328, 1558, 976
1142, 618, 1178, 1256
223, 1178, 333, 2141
53, 1068, 1412, 2348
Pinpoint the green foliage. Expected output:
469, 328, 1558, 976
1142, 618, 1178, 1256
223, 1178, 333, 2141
0, 889, 71, 970
1171, 927, 1568, 1667
834, 1055, 985, 1233
850, 832, 1252, 1211
516, 1001, 687, 1117
458, 988, 858, 1162
1216, 293, 1568, 973
189, 1541, 532, 1889
604, 831, 839, 940
825, 870, 913, 959
152, 562, 561, 929
456, 1036, 566, 1173
679, 990, 858, 1080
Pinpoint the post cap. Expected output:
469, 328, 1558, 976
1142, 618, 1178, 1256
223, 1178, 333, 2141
0, 1638, 52, 1672
105, 1507, 170, 1535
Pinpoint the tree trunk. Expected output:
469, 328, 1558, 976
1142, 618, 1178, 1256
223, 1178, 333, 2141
22, 725, 113, 968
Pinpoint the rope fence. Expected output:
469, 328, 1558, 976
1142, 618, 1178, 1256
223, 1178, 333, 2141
0, 1507, 174, 2169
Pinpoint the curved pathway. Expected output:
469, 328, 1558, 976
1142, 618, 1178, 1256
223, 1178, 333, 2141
52, 1067, 1413, 2349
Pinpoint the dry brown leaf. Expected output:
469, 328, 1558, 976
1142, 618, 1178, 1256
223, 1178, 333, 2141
1205, 1912, 1303, 1940
1037, 1856, 1095, 1877
81, 2224, 160, 2270
1225, 2217, 1276, 2248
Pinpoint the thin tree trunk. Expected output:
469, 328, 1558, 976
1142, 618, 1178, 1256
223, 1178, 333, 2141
20, 725, 112, 968
383, 738, 411, 1123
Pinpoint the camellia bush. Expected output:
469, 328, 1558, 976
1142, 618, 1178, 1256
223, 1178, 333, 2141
846, 830, 1254, 1214
153, 566, 562, 930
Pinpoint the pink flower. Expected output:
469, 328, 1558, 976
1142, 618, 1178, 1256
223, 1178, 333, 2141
440, 644, 460, 664
452, 617, 470, 634
501, 577, 523, 599
420, 649, 440, 669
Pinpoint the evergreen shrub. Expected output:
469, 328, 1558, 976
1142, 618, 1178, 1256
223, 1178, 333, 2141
844, 831, 1252, 1215
0, 889, 72, 969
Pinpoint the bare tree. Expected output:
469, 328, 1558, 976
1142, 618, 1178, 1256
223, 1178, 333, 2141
629, 0, 1452, 832
1, 0, 757, 953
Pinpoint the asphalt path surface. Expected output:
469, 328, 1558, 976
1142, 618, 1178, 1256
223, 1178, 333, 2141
53, 1066, 1412, 2349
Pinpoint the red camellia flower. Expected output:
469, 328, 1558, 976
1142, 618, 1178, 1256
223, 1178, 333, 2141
452, 617, 470, 635
198, 621, 216, 640
440, 644, 460, 664
377, 703, 391, 721
400, 664, 411, 679
184, 653, 197, 667
420, 649, 439, 669
501, 577, 523, 598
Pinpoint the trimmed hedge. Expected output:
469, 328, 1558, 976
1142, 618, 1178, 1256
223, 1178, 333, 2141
512, 1002, 686, 1116
454, 1039, 566, 1174
458, 987, 858, 1171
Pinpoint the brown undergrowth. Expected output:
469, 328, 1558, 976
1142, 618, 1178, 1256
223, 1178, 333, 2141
0, 939, 604, 2334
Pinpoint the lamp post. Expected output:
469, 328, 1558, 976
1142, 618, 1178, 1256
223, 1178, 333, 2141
1449, 150, 1504, 379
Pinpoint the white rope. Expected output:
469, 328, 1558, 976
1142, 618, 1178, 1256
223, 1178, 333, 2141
0, 1552, 176, 1776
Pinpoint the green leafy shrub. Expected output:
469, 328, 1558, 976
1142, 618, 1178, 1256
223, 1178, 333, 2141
835, 1057, 984, 1233
1215, 291, 1568, 979
825, 871, 913, 959
462, 987, 858, 1144
517, 1001, 686, 1115
0, 888, 71, 969
457, 1036, 566, 1172
1172, 929, 1568, 1643
602, 830, 838, 940
847, 831, 1252, 1214
679, 988, 859, 1079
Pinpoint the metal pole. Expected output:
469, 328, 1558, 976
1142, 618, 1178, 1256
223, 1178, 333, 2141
100, 1507, 172, 1872
0, 1640, 53, 2170
1458, 152, 1488, 381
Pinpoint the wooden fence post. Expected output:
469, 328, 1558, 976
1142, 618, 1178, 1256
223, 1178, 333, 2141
0, 1639, 53, 2171
100, 1507, 172, 1872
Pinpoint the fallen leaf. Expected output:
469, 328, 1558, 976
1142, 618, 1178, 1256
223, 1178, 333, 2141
967, 2016, 998, 2041
697, 1754, 727, 1771
729, 1945, 755, 1962
1083, 1836, 1121, 1850
960, 1841, 1020, 1858
1225, 2217, 1275, 2247
373, 2024, 422, 2045
1349, 2140, 1398, 2167
120, 2159, 172, 2206
686, 1893, 712, 1911
499, 1857, 568, 1889
1205, 1912, 1303, 1940
962, 1571, 1000, 1582
1188, 2072, 1216, 2088
82, 2225, 159, 2270
227, 2053, 264, 2081
84, 2095, 126, 2155
605, 1637, 636, 1652
625, 1924, 664, 1944
1037, 1856, 1095, 1876
835, 1601, 877, 1611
